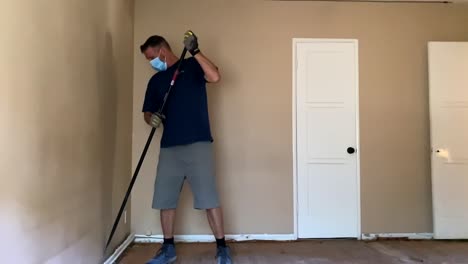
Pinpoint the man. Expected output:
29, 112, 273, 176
140, 31, 232, 264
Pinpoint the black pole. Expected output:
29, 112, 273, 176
105, 48, 188, 250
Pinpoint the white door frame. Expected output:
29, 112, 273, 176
292, 38, 362, 239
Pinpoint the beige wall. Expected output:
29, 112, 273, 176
0, 0, 134, 263
132, 0, 468, 236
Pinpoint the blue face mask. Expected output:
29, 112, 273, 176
150, 56, 167, 72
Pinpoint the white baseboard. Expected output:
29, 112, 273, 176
134, 234, 296, 243
361, 233, 433, 241
103, 233, 135, 264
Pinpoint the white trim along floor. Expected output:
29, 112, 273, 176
103, 233, 135, 264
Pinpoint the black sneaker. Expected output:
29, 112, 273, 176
216, 246, 233, 264
145, 244, 177, 264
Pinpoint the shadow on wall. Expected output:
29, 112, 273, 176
98, 31, 119, 258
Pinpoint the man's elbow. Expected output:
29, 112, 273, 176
207, 73, 221, 83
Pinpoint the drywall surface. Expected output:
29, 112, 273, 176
132, 0, 468, 235
0, 0, 134, 263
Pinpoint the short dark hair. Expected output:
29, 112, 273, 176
140, 35, 171, 53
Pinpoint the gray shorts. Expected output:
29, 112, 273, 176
152, 141, 220, 210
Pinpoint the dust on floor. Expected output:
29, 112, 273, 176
117, 240, 468, 264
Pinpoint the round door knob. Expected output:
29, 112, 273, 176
347, 147, 356, 154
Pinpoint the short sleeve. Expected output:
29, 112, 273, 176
188, 57, 207, 83
142, 76, 159, 113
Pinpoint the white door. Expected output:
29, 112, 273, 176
428, 41, 468, 239
295, 39, 360, 238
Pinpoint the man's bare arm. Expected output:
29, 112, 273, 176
194, 52, 220, 83
144, 112, 152, 125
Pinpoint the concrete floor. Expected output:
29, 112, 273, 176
117, 240, 468, 264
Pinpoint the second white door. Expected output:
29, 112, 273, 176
295, 39, 360, 238
428, 41, 468, 239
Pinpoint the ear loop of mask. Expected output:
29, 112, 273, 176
159, 49, 166, 62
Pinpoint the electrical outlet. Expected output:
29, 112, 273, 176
124, 210, 127, 224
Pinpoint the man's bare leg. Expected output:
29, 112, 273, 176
207, 207, 232, 262
145, 209, 177, 263
207, 207, 226, 241
161, 209, 176, 239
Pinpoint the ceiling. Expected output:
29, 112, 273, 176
274, 0, 468, 3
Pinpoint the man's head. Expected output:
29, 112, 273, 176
140, 35, 172, 61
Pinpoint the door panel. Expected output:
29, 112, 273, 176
296, 40, 359, 238
429, 41, 468, 239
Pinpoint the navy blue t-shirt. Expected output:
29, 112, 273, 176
142, 57, 213, 148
